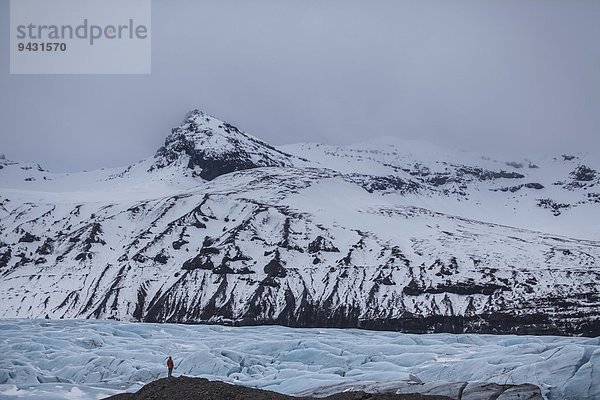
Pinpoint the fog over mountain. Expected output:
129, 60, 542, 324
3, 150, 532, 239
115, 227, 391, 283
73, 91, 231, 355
1, 0, 600, 172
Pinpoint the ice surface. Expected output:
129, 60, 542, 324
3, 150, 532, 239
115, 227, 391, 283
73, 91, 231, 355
0, 320, 598, 400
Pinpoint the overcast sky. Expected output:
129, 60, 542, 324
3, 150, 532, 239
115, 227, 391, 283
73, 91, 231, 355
1, 0, 599, 172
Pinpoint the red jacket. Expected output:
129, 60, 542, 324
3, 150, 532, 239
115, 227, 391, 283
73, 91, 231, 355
167, 358, 174, 368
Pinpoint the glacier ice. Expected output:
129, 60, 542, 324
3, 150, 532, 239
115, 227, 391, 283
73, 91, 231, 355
0, 319, 598, 400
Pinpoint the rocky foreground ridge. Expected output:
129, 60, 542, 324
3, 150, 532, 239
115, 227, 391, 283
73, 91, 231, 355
105, 376, 543, 400
0, 110, 599, 335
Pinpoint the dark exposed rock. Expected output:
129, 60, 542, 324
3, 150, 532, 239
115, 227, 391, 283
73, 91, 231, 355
491, 182, 544, 193
433, 257, 458, 277
259, 276, 280, 287
75, 252, 92, 261
223, 249, 251, 263
356, 176, 421, 194
570, 165, 597, 182
172, 240, 188, 250
428, 166, 525, 190
192, 155, 259, 181
132, 253, 147, 263
70, 223, 107, 262
536, 198, 570, 216
456, 166, 524, 180
182, 254, 213, 271
407, 163, 431, 177
403, 281, 510, 296
84, 223, 106, 247
15, 254, 32, 267
213, 260, 235, 275
36, 238, 54, 255
525, 182, 545, 190
374, 272, 395, 286
18, 232, 40, 243
103, 376, 453, 400
0, 247, 11, 268
154, 252, 169, 264
308, 236, 340, 253
200, 246, 220, 255
359, 312, 588, 336
587, 193, 600, 203
132, 284, 148, 321
402, 279, 424, 296
427, 174, 452, 186
264, 258, 287, 278
142, 272, 600, 336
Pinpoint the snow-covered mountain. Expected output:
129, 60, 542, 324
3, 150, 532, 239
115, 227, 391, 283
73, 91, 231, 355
0, 110, 598, 336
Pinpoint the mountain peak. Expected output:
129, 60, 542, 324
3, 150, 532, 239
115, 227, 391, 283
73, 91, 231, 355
153, 109, 295, 180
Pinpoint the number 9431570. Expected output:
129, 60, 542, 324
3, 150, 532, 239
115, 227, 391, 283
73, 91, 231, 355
17, 42, 66, 51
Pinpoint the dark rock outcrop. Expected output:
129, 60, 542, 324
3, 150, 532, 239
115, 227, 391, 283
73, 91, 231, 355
18, 232, 40, 243
536, 198, 571, 216
105, 376, 543, 400
570, 165, 596, 182
104, 376, 452, 400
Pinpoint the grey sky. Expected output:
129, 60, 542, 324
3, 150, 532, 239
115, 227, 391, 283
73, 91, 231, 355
1, 0, 599, 172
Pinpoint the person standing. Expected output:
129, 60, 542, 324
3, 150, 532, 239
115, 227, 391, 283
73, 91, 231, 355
166, 356, 174, 378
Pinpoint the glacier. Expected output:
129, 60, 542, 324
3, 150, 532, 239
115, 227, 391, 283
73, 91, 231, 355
0, 319, 598, 400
